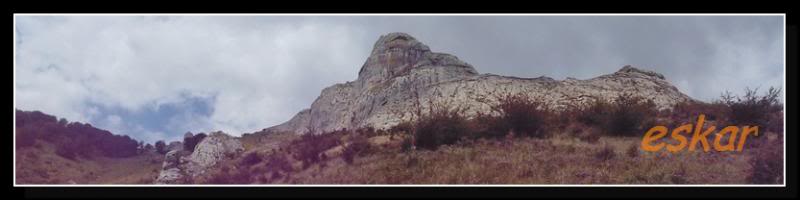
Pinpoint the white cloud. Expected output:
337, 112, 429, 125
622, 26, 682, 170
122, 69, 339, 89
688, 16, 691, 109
15, 16, 370, 140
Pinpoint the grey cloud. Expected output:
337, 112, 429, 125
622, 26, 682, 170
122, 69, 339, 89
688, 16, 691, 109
14, 15, 783, 141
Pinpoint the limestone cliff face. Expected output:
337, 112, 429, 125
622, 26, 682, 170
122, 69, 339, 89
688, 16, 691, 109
265, 32, 694, 135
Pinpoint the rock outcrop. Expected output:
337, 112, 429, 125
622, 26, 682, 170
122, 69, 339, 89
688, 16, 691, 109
184, 132, 244, 176
154, 149, 188, 184
155, 131, 244, 184
167, 141, 183, 152
265, 32, 695, 135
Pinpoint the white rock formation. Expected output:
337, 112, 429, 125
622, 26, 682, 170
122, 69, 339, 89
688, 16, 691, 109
154, 131, 243, 184
265, 32, 695, 135
184, 131, 244, 176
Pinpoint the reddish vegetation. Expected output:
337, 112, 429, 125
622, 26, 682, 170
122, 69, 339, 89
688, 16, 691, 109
15, 86, 783, 185
290, 130, 344, 169
15, 110, 142, 159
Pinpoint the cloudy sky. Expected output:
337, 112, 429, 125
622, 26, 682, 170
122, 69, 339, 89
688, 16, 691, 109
14, 15, 784, 143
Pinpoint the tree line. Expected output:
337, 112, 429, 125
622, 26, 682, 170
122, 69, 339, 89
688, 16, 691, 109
15, 109, 142, 159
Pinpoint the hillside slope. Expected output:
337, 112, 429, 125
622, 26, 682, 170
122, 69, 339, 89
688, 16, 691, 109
14, 110, 162, 184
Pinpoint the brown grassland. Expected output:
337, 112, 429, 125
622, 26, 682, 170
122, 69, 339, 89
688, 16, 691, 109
15, 87, 783, 184
196, 87, 784, 185
15, 139, 163, 184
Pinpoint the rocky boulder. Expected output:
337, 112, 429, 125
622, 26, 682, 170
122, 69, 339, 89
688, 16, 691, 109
154, 131, 243, 184
184, 131, 244, 176
154, 149, 188, 184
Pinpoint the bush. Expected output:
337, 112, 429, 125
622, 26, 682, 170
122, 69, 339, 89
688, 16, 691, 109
155, 141, 167, 154
571, 100, 611, 126
602, 94, 657, 137
748, 135, 783, 184
562, 94, 657, 137
594, 144, 616, 161
183, 133, 207, 152
413, 103, 472, 150
490, 93, 549, 138
290, 131, 341, 168
204, 165, 251, 184
55, 145, 78, 160
342, 135, 371, 164
204, 151, 295, 184
669, 101, 727, 123
239, 151, 263, 166
15, 110, 142, 158
389, 121, 414, 134
400, 136, 414, 152
470, 112, 507, 139
718, 87, 782, 128
16, 132, 36, 148
264, 153, 293, 173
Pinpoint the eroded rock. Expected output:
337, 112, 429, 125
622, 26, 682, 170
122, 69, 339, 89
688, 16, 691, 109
154, 131, 243, 184
265, 32, 695, 135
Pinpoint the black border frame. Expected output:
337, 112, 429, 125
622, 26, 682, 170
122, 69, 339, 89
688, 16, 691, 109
8, 4, 798, 199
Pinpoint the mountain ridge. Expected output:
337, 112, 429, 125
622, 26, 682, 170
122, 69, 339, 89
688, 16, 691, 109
264, 32, 694, 135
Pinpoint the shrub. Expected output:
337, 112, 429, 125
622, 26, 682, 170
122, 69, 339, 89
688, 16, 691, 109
470, 112, 507, 139
490, 93, 549, 138
239, 151, 263, 166
155, 141, 167, 154
183, 133, 207, 152
15, 109, 142, 158
204, 164, 251, 184
413, 103, 472, 150
55, 144, 78, 160
669, 101, 727, 123
389, 121, 414, 134
342, 135, 371, 164
572, 100, 611, 126
594, 144, 616, 161
765, 111, 784, 135
16, 132, 36, 148
400, 136, 414, 152
290, 131, 341, 168
264, 153, 293, 174
255, 153, 294, 183
602, 93, 657, 137
748, 135, 783, 184
718, 87, 782, 129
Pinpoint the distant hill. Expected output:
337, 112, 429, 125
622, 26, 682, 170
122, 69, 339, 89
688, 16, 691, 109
15, 109, 141, 159
15, 109, 163, 184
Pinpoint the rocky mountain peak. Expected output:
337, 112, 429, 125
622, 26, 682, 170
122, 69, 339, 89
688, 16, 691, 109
266, 33, 693, 135
368, 32, 430, 57
614, 65, 665, 80
357, 32, 477, 86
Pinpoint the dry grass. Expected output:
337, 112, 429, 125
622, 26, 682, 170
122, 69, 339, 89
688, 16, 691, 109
15, 140, 163, 184
238, 133, 756, 184
17, 88, 783, 185
240, 130, 299, 152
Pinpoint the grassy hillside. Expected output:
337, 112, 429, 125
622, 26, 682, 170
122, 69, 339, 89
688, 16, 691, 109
15, 139, 163, 184
194, 88, 783, 185
14, 109, 163, 184
197, 128, 782, 184
14, 87, 783, 185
